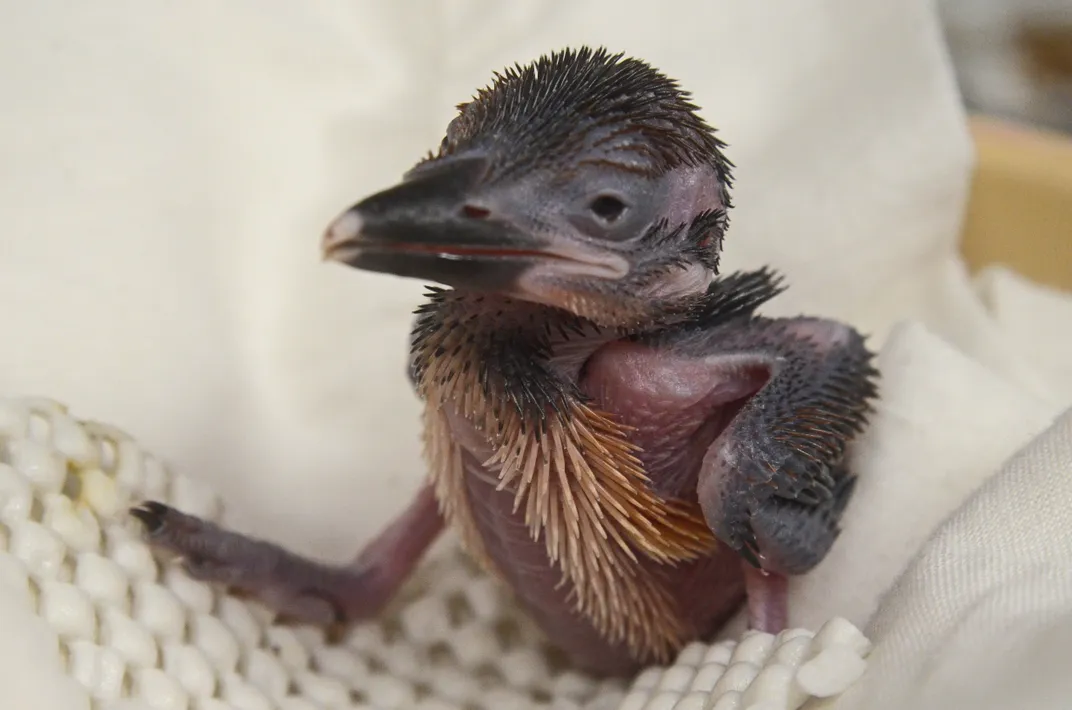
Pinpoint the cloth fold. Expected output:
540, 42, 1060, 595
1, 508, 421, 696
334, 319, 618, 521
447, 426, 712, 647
823, 406, 1072, 710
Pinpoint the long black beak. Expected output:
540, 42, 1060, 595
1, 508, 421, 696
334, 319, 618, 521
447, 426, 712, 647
322, 156, 625, 291
324, 156, 550, 291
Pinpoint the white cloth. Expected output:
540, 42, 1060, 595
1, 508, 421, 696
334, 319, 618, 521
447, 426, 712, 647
1, 1, 1071, 708
825, 405, 1072, 710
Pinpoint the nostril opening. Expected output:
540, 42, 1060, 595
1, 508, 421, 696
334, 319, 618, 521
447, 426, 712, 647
461, 204, 490, 219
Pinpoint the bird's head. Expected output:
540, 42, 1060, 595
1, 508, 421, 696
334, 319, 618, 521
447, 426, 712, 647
323, 47, 733, 327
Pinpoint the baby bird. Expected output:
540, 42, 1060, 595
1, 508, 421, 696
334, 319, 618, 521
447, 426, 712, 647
133, 47, 879, 677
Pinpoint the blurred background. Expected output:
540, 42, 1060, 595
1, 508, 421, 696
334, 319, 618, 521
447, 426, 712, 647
940, 0, 1072, 133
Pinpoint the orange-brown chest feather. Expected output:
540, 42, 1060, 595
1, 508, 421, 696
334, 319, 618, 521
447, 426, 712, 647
410, 290, 717, 661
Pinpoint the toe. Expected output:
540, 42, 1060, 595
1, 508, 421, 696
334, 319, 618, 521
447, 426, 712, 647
129, 501, 172, 533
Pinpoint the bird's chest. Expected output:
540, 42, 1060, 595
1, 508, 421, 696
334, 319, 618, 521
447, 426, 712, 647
413, 314, 722, 659
428, 334, 733, 553
574, 338, 755, 499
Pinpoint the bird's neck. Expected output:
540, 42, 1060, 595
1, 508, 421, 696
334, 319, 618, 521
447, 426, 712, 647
425, 288, 626, 338
435, 288, 697, 337
409, 288, 623, 402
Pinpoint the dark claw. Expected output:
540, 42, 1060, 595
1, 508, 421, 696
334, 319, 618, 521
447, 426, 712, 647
129, 500, 171, 534
788, 487, 824, 506
737, 524, 762, 568
739, 545, 761, 569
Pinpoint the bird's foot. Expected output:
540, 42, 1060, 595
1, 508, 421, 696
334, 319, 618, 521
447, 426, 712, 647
131, 501, 372, 629
130, 484, 444, 633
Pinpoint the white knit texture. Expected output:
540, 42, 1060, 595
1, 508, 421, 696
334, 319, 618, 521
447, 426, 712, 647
0, 397, 869, 710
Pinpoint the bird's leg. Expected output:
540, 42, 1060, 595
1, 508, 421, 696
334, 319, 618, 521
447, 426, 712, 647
131, 484, 444, 629
694, 316, 877, 633
742, 563, 789, 633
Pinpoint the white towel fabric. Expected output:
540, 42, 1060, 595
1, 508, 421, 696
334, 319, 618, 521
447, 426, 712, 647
1, 1, 1071, 708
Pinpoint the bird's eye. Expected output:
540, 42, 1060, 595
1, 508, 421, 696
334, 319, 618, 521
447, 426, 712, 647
588, 195, 627, 224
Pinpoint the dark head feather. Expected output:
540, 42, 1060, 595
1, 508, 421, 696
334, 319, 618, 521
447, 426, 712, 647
426, 47, 733, 200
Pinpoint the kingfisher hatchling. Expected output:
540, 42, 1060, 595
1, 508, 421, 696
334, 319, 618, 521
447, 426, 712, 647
133, 47, 879, 677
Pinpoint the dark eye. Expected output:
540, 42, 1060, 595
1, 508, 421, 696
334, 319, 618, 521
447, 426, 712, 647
588, 195, 627, 224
